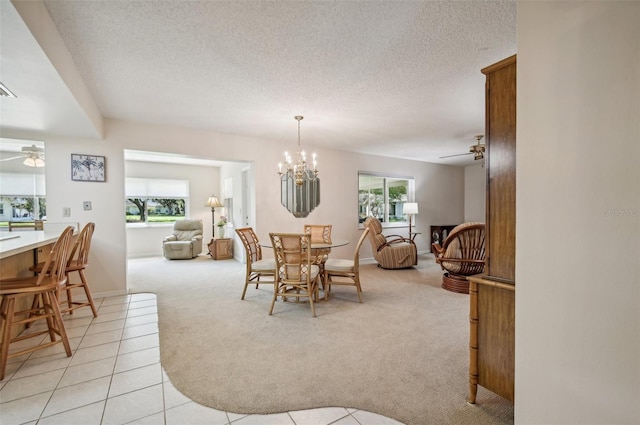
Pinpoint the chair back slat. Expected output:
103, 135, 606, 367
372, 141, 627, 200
39, 226, 74, 287
68, 222, 95, 267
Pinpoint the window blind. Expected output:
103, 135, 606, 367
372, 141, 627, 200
125, 178, 189, 198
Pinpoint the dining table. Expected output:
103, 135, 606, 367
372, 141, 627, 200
259, 237, 350, 299
258, 237, 349, 250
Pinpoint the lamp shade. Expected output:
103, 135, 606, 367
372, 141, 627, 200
205, 195, 223, 208
404, 202, 419, 215
23, 155, 45, 167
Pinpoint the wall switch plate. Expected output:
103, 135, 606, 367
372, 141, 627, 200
83, 201, 92, 211
63, 207, 71, 217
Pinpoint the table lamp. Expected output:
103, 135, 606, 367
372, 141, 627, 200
404, 202, 419, 235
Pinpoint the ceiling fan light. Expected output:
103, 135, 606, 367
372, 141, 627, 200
22, 151, 45, 167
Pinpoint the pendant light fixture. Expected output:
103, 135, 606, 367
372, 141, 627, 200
277, 116, 320, 218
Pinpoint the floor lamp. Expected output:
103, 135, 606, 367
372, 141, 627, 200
404, 202, 419, 236
205, 195, 224, 238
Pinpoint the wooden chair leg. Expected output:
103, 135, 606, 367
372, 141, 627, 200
47, 291, 72, 356
309, 278, 317, 317
78, 270, 98, 317
269, 286, 279, 315
0, 297, 16, 381
241, 280, 250, 300
65, 273, 74, 314
355, 278, 363, 303
42, 294, 58, 342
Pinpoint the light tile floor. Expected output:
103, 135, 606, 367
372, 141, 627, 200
0, 293, 403, 425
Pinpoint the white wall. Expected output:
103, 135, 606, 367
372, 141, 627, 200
35, 118, 465, 298
124, 160, 221, 258
517, 2, 640, 424
464, 163, 485, 222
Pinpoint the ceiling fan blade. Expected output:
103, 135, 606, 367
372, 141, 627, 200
0, 155, 24, 162
439, 152, 473, 159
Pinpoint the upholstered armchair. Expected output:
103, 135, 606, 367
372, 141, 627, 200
432, 222, 485, 293
363, 217, 417, 269
163, 219, 203, 260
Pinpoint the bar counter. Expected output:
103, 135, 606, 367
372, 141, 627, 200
0, 231, 62, 260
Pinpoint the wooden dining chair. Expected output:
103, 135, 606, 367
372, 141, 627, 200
269, 233, 321, 317
0, 226, 74, 380
235, 227, 276, 300
323, 228, 369, 302
30, 222, 98, 317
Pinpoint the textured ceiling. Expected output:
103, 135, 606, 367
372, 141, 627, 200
2, 1, 516, 166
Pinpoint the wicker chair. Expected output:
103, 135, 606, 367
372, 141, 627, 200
303, 224, 332, 289
432, 222, 485, 293
235, 227, 276, 300
323, 228, 369, 302
269, 233, 321, 317
363, 217, 417, 269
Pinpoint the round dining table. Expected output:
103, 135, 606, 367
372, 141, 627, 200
259, 237, 349, 300
258, 238, 349, 250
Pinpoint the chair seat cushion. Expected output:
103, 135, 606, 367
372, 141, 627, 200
164, 241, 193, 248
324, 258, 354, 272
252, 258, 276, 271
309, 264, 320, 278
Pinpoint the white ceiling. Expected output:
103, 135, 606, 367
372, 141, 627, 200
0, 0, 516, 167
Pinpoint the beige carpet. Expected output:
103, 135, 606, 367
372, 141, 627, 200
128, 253, 514, 425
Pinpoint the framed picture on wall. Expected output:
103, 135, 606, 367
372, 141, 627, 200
71, 154, 106, 182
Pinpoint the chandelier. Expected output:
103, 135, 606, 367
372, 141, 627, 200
277, 116, 320, 218
277, 116, 318, 185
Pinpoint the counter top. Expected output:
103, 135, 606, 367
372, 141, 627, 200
0, 231, 62, 259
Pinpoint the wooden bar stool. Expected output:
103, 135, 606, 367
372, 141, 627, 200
30, 222, 98, 317
0, 226, 74, 380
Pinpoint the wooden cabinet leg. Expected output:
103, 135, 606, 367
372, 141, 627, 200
469, 279, 479, 404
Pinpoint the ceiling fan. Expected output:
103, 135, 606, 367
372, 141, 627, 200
440, 135, 485, 162
0, 144, 45, 167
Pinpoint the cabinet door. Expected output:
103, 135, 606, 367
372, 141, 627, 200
483, 56, 516, 283
218, 239, 232, 258
477, 281, 515, 402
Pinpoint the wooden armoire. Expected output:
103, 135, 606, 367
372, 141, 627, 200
468, 54, 516, 404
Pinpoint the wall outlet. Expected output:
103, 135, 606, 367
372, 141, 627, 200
83, 201, 92, 211
63, 207, 71, 217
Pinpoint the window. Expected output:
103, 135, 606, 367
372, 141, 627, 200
358, 172, 414, 226
0, 173, 46, 226
125, 178, 188, 224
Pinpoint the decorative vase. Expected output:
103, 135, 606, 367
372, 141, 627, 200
219, 227, 225, 239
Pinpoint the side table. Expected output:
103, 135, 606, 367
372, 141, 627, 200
208, 238, 233, 260
430, 225, 457, 248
